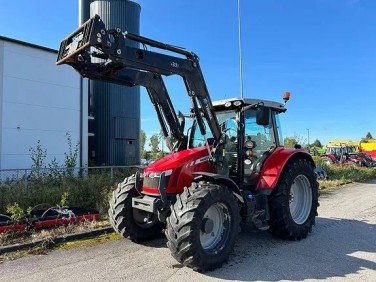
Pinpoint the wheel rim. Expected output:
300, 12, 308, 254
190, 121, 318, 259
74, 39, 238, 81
289, 175, 312, 225
200, 202, 231, 254
133, 209, 159, 229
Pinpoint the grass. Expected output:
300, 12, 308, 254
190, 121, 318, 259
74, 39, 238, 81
57, 232, 122, 250
318, 179, 351, 193
315, 160, 376, 193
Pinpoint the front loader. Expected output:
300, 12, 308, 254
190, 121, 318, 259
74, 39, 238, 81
57, 15, 319, 272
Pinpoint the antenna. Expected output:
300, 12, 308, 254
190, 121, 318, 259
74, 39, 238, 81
237, 0, 244, 99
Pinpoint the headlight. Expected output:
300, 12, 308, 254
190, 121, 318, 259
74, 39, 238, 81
233, 100, 242, 106
149, 169, 173, 178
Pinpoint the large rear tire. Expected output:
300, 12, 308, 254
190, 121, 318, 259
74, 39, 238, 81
166, 182, 240, 272
108, 175, 164, 242
268, 158, 319, 240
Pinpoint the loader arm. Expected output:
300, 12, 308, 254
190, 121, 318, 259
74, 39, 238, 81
66, 59, 184, 141
57, 14, 221, 143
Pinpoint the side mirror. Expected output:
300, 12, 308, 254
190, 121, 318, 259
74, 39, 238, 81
178, 111, 185, 132
256, 106, 270, 126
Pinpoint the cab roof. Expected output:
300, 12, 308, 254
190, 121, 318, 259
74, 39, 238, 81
212, 97, 287, 113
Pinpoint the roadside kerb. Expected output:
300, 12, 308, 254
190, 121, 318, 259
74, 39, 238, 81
0, 226, 114, 255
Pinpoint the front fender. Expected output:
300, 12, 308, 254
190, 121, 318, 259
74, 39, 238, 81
193, 172, 244, 203
256, 147, 314, 192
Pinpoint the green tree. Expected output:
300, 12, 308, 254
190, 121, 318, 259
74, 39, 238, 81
140, 130, 146, 152
284, 135, 306, 149
284, 137, 298, 149
140, 130, 147, 158
365, 132, 373, 140
311, 139, 322, 148
149, 134, 160, 157
158, 129, 175, 155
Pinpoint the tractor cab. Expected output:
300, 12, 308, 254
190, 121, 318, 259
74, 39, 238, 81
189, 98, 287, 190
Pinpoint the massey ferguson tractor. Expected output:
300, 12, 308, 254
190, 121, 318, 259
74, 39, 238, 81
57, 15, 319, 271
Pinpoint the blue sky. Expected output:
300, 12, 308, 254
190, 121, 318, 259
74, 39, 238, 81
1, 0, 375, 146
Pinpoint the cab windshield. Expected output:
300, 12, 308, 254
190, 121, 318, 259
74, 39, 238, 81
190, 108, 279, 154
190, 110, 237, 148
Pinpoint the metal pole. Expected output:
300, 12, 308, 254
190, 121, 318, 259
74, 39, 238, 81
237, 0, 244, 99
24, 169, 28, 191
307, 128, 310, 146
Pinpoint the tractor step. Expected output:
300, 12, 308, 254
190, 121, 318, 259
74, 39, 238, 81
132, 195, 162, 213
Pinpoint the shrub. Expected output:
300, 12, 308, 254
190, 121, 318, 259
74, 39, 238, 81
0, 167, 138, 215
6, 203, 25, 222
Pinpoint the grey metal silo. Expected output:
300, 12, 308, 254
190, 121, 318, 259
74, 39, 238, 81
88, 0, 141, 165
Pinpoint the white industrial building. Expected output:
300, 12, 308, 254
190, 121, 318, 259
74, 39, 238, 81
0, 36, 87, 170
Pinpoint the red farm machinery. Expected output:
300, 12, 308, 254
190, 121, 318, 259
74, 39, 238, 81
57, 15, 319, 271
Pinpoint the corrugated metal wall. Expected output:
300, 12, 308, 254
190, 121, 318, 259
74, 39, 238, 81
88, 0, 141, 165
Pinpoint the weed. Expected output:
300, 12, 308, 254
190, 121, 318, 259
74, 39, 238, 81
64, 132, 79, 176
59, 192, 70, 208
6, 203, 25, 222
29, 140, 47, 179
57, 233, 121, 250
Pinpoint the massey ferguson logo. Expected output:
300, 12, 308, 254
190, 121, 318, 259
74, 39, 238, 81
185, 156, 209, 167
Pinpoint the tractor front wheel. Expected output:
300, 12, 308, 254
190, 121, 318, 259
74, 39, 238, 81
166, 182, 240, 272
108, 175, 164, 242
268, 158, 319, 240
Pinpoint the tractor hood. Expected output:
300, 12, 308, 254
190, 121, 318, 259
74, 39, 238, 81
142, 146, 215, 194
144, 147, 209, 176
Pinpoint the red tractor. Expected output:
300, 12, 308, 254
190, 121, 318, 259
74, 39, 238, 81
321, 146, 359, 167
57, 15, 319, 271
321, 145, 376, 167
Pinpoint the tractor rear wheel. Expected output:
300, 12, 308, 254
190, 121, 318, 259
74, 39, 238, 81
108, 175, 164, 242
165, 182, 240, 272
268, 159, 319, 240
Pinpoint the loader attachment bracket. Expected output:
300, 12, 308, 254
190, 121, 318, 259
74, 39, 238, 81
57, 15, 107, 65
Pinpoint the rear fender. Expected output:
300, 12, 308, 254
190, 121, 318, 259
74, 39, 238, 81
257, 148, 315, 193
321, 154, 337, 162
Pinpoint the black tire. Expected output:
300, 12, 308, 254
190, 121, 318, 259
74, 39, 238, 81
165, 182, 240, 272
108, 175, 164, 242
268, 158, 319, 240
